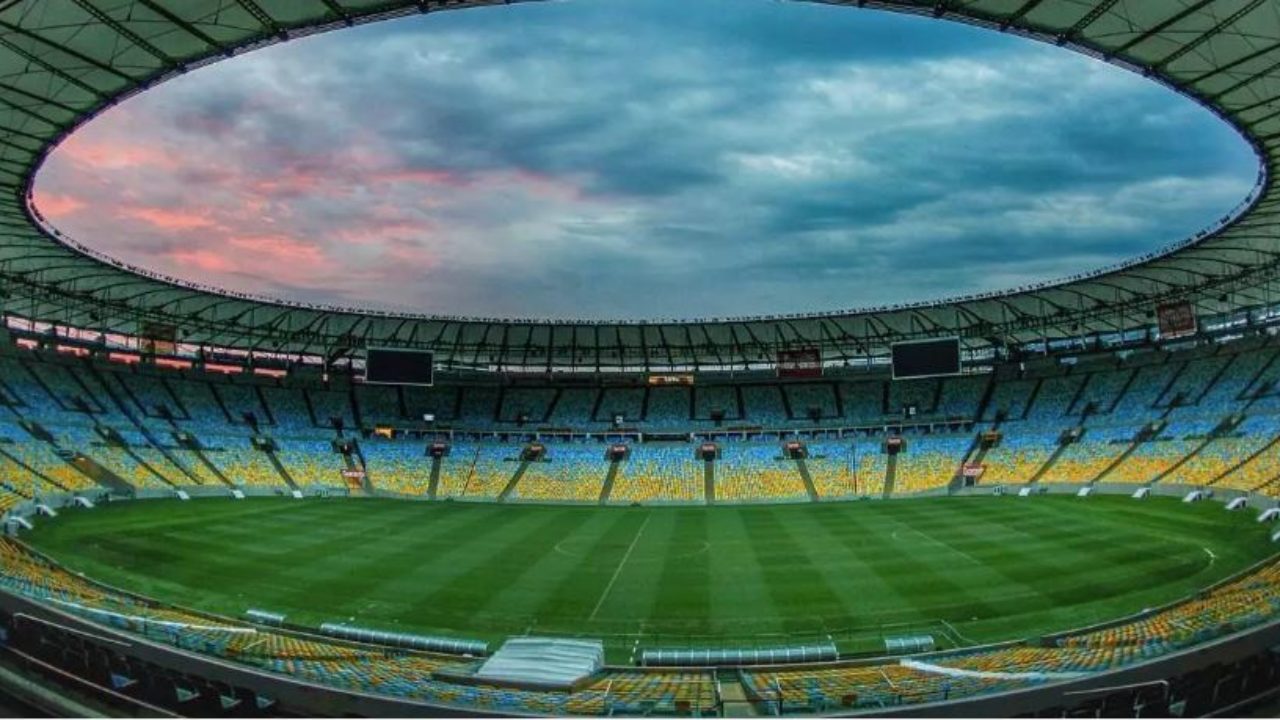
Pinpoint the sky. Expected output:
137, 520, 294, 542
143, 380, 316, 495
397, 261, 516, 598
31, 0, 1258, 321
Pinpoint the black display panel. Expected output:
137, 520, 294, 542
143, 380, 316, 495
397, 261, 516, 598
365, 348, 434, 386
891, 338, 961, 379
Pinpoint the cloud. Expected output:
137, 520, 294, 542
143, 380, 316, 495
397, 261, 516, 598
120, 206, 218, 231
33, 192, 85, 219
30, 0, 1257, 320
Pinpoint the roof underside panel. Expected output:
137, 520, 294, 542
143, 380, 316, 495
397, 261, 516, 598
0, 0, 1275, 368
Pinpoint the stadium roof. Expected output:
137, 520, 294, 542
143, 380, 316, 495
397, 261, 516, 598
0, 0, 1278, 370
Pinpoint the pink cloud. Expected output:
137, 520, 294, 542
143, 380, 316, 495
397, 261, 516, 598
33, 192, 85, 219
58, 135, 178, 171
373, 168, 469, 188
30, 93, 609, 314
333, 214, 436, 245
250, 168, 353, 199
382, 238, 440, 268
167, 249, 236, 272
227, 233, 332, 269
120, 206, 218, 231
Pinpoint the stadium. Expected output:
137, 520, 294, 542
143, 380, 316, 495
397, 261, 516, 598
2, 0, 1280, 717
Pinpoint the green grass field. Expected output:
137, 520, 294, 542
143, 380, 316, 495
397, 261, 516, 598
22, 494, 1276, 661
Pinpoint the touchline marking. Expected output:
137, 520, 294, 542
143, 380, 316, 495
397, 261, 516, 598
589, 512, 653, 621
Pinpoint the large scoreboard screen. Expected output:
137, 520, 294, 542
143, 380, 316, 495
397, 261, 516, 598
1156, 301, 1198, 339
891, 337, 961, 380
365, 348, 434, 386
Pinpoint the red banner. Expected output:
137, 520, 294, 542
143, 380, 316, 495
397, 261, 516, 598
341, 468, 365, 491
962, 463, 986, 478
777, 348, 822, 378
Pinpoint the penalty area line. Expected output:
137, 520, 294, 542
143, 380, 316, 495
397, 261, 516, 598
589, 512, 653, 622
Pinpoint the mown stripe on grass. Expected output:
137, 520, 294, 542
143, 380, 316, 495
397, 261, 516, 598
738, 505, 848, 636
929, 500, 1217, 610
503, 508, 646, 630
813, 505, 1001, 626
647, 508, 713, 638
707, 507, 788, 639
402, 507, 580, 631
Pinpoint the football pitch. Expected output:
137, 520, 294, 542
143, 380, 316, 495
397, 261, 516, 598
23, 494, 1276, 661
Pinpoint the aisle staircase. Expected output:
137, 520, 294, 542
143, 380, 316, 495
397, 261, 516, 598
498, 460, 532, 502
949, 433, 984, 492
0, 446, 68, 494
599, 458, 621, 505
1208, 434, 1280, 489
427, 456, 442, 500
191, 447, 235, 487
340, 451, 373, 493
62, 453, 133, 495
1095, 421, 1164, 484
117, 442, 176, 489
704, 460, 715, 505
1030, 428, 1081, 484
1150, 415, 1242, 486
883, 454, 897, 499
794, 458, 818, 502
266, 450, 299, 490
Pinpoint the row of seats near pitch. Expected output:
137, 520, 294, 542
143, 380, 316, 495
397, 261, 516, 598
1177, 415, 1280, 495
0, 539, 719, 716
14, 415, 1280, 502
920, 560, 1280, 678
979, 429, 1059, 484
0, 430, 985, 503
357, 439, 972, 504
2, 532, 1279, 716
977, 413, 1280, 490
978, 425, 1152, 486
804, 442, 877, 498
608, 449, 704, 504
714, 445, 808, 502
202, 439, 282, 486
741, 557, 1280, 714
0, 425, 98, 493
432, 444, 519, 499
892, 436, 971, 493
1038, 425, 1135, 484
0, 415, 268, 493
274, 439, 343, 486
249, 656, 715, 716
0, 421, 862, 504
360, 440, 434, 495
509, 445, 606, 502
8, 357, 1280, 500
742, 663, 1029, 714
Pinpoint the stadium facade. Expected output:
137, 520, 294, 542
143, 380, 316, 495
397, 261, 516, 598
1, 1, 1280, 718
